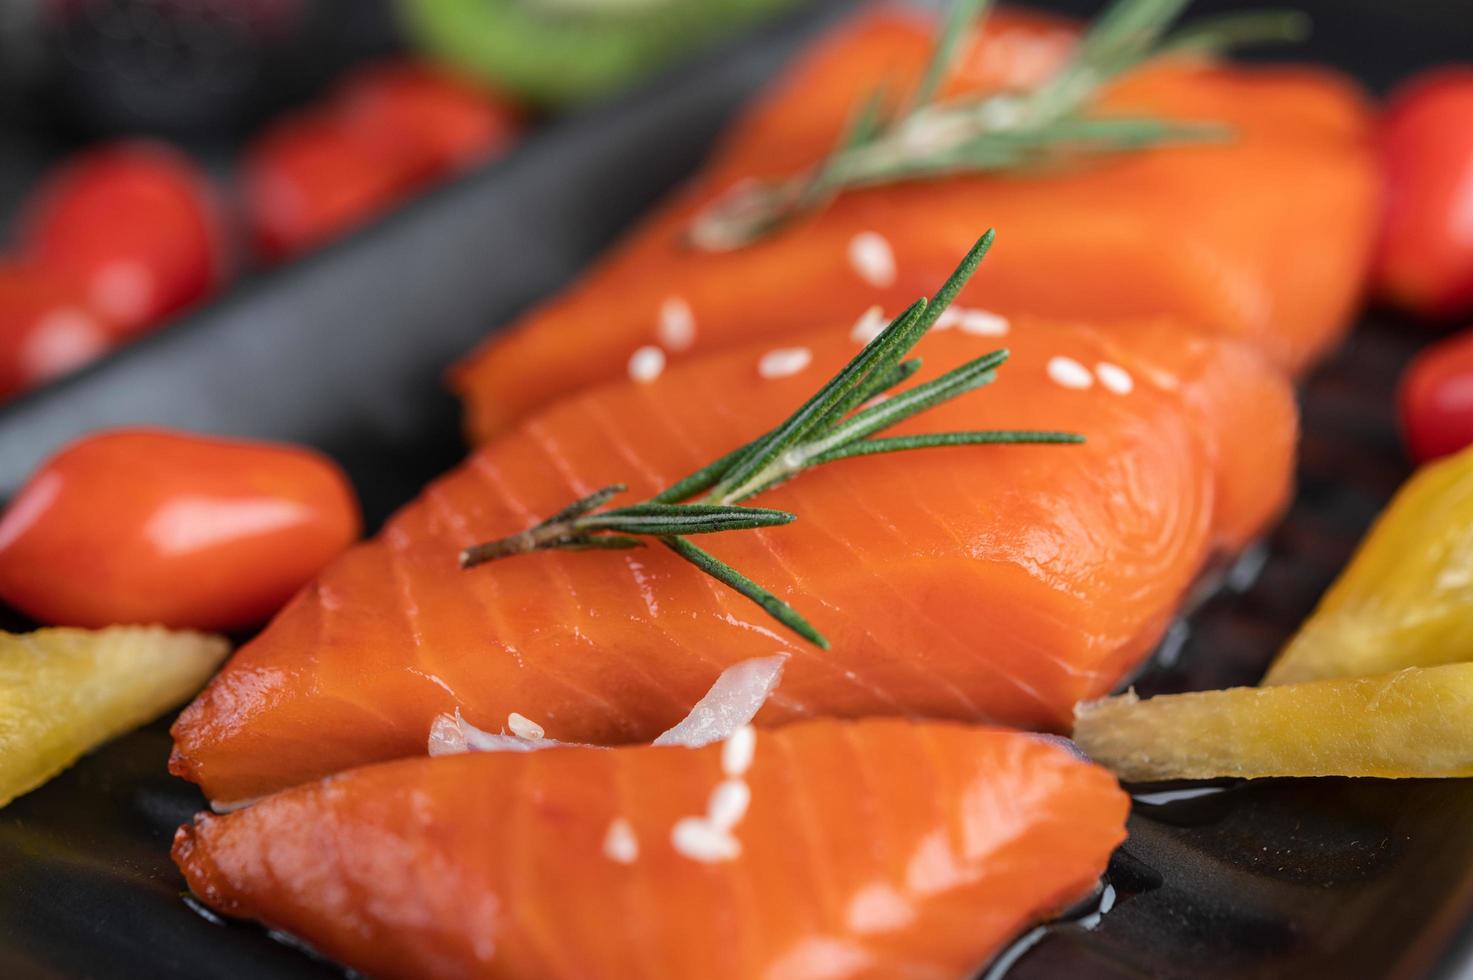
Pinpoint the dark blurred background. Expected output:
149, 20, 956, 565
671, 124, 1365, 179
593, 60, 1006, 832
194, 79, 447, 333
0, 0, 402, 226
3, 0, 1471, 264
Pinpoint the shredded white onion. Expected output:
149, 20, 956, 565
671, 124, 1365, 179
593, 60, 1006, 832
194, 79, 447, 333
428, 710, 573, 756
652, 656, 787, 748
1027, 732, 1090, 762
427, 655, 788, 756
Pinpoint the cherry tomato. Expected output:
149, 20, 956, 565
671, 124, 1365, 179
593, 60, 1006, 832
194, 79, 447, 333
1376, 68, 1473, 318
243, 112, 434, 262
334, 60, 523, 175
0, 429, 361, 630
0, 261, 113, 401
1399, 328, 1473, 462
22, 141, 227, 338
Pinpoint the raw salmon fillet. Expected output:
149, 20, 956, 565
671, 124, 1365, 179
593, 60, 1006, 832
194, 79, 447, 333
451, 6, 1377, 441
171, 313, 1294, 806
174, 719, 1129, 980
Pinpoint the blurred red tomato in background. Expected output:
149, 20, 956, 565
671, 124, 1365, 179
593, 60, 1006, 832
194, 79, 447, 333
334, 61, 523, 174
242, 111, 434, 262
21, 142, 227, 338
1376, 68, 1473, 319
243, 59, 523, 262
0, 261, 113, 401
1399, 327, 1473, 462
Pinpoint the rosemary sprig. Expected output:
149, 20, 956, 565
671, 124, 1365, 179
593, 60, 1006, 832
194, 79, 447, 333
688, 0, 1308, 251
460, 230, 1083, 649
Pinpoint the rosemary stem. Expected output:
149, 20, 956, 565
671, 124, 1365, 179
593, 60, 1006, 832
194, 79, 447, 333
457, 231, 1084, 648
688, 0, 1309, 250
460, 519, 583, 568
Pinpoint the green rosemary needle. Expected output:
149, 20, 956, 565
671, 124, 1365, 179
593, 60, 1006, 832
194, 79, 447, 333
687, 0, 1309, 250
459, 229, 1084, 649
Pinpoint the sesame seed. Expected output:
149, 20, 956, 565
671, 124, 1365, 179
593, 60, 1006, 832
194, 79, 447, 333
1047, 356, 1094, 390
1095, 362, 1134, 395
758, 347, 812, 379
848, 232, 896, 288
849, 305, 888, 345
936, 307, 1009, 336
672, 817, 741, 863
507, 712, 544, 741
628, 345, 666, 383
658, 296, 696, 351
708, 779, 751, 830
956, 309, 1010, 337
603, 817, 639, 864
721, 725, 756, 776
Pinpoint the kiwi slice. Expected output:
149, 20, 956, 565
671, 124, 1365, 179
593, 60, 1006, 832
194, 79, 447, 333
396, 0, 804, 108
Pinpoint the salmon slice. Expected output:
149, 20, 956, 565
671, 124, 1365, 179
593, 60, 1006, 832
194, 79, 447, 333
451, 6, 1376, 441
171, 313, 1294, 806
174, 718, 1129, 980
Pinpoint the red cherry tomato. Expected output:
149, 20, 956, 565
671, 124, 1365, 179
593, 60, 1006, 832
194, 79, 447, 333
1376, 68, 1473, 319
0, 429, 361, 630
243, 112, 434, 262
22, 141, 227, 338
0, 261, 113, 401
1399, 328, 1473, 462
334, 60, 523, 175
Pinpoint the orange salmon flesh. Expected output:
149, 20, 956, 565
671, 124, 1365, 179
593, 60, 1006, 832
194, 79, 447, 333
174, 719, 1129, 980
171, 315, 1294, 806
450, 6, 1377, 442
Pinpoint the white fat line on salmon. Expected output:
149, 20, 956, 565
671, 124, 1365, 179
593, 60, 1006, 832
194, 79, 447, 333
1046, 355, 1094, 390
1143, 365, 1180, 391
672, 724, 758, 864
628, 345, 666, 382
848, 231, 896, 288
658, 296, 696, 351
1095, 343, 1178, 393
507, 712, 545, 741
1094, 362, 1134, 395
935, 306, 1010, 337
603, 817, 639, 864
849, 305, 888, 345
758, 347, 813, 379
209, 794, 264, 814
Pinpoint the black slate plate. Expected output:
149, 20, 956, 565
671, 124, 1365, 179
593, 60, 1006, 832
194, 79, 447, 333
3, 2, 1473, 978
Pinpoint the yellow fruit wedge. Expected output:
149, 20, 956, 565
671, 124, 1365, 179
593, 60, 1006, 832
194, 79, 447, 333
1265, 445, 1473, 685
0, 626, 229, 808
1073, 662, 1473, 782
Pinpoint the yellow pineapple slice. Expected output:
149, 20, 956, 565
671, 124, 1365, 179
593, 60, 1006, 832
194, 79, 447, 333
1073, 663, 1473, 782
0, 626, 228, 808
1264, 446, 1473, 685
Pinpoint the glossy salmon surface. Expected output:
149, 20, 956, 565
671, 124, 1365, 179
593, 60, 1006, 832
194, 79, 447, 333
171, 314, 1294, 806
452, 6, 1376, 441
174, 719, 1129, 980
